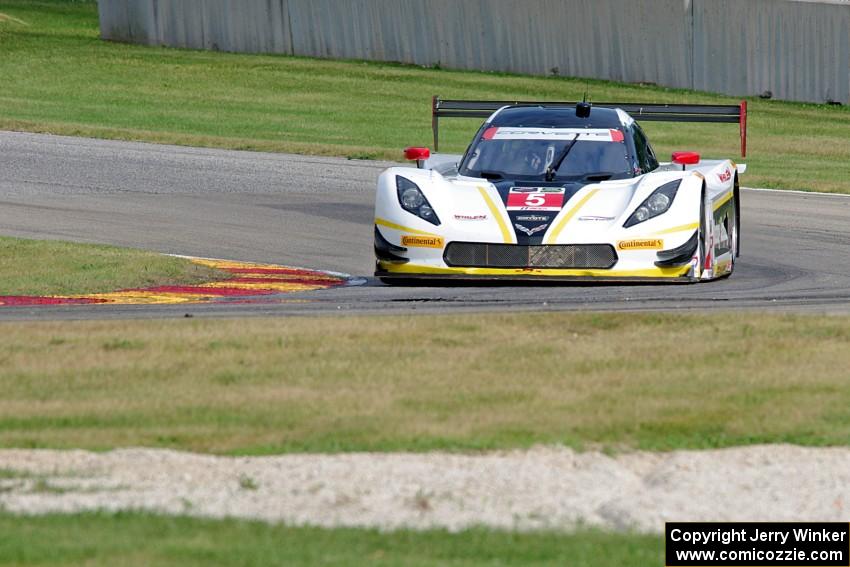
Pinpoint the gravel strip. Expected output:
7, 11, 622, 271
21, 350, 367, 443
1, 445, 848, 532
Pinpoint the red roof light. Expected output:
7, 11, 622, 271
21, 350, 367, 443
672, 151, 701, 165
404, 147, 431, 161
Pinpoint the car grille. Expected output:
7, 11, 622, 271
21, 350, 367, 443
443, 243, 618, 269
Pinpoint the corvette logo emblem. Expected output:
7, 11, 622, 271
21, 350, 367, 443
514, 223, 548, 236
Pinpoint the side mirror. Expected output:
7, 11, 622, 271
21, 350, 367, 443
404, 147, 431, 169
671, 151, 700, 170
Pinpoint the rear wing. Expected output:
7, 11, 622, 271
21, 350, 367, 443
431, 96, 748, 157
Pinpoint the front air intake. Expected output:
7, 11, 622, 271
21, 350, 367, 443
444, 243, 617, 269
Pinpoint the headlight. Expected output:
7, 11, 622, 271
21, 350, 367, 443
396, 177, 441, 226
623, 180, 680, 228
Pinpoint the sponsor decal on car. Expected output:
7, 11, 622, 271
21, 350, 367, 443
453, 214, 488, 221
507, 187, 565, 211
578, 215, 615, 221
516, 214, 549, 222
482, 127, 624, 142
401, 235, 444, 248
514, 223, 548, 236
718, 168, 732, 183
617, 238, 664, 251
714, 210, 733, 253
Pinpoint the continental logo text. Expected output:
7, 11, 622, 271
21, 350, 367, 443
402, 235, 444, 248
617, 238, 663, 251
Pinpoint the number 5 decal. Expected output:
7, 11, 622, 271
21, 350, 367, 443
506, 187, 566, 211
525, 194, 546, 207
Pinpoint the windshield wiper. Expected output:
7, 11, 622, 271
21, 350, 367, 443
545, 134, 580, 182
583, 172, 614, 182
478, 170, 504, 180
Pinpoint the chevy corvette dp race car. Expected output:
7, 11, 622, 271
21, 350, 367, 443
374, 98, 747, 283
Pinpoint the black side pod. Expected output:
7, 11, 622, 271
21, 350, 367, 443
374, 225, 409, 263
655, 231, 699, 267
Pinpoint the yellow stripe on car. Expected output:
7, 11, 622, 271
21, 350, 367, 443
650, 222, 699, 236
375, 217, 441, 238
714, 259, 733, 274
544, 189, 599, 244
477, 186, 513, 243
379, 261, 691, 279
713, 191, 734, 211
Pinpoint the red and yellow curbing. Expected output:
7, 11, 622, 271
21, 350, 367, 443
0, 258, 348, 307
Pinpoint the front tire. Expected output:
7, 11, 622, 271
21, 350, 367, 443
734, 174, 741, 258
728, 191, 738, 275
698, 185, 709, 277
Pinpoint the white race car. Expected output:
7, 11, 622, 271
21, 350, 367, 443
375, 98, 747, 283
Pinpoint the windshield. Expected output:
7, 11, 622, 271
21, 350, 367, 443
460, 127, 632, 181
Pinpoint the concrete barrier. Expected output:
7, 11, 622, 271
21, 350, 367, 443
97, 0, 850, 104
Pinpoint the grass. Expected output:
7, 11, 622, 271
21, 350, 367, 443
0, 236, 224, 295
0, 1, 849, 192
0, 468, 73, 495
0, 512, 663, 566
2, 312, 850, 454
0, 468, 41, 480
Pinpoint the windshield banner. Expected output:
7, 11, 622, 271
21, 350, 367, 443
482, 127, 622, 142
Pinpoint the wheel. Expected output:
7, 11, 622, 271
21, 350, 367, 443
698, 185, 709, 276
713, 183, 738, 279
729, 191, 738, 273
715, 178, 740, 278
732, 173, 741, 258
722, 193, 737, 278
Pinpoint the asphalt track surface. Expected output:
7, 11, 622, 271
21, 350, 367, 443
1, 131, 849, 320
